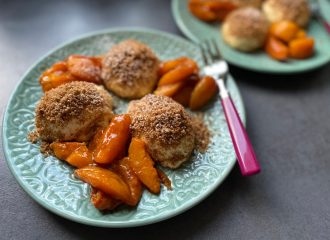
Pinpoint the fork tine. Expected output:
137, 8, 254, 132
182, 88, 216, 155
211, 39, 222, 59
205, 40, 214, 62
199, 42, 210, 66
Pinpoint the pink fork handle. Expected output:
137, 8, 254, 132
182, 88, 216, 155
221, 96, 261, 176
322, 20, 330, 35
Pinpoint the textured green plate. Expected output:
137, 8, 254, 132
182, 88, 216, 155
2, 28, 245, 227
172, 0, 330, 73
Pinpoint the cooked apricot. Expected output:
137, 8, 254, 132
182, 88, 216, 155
93, 114, 131, 165
88, 127, 104, 153
289, 37, 314, 59
206, 1, 237, 21
75, 166, 132, 204
172, 75, 199, 107
265, 37, 289, 61
66, 145, 93, 168
67, 55, 102, 84
159, 57, 190, 76
189, 76, 218, 110
91, 188, 121, 210
189, 2, 217, 22
128, 138, 160, 194
158, 59, 198, 86
39, 61, 78, 92
154, 82, 185, 97
50, 142, 85, 160
188, 0, 236, 22
270, 21, 299, 43
113, 157, 142, 206
295, 30, 307, 39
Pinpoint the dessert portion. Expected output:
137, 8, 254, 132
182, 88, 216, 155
188, 0, 315, 61
101, 39, 160, 99
128, 94, 195, 169
262, 0, 310, 27
35, 81, 113, 142
31, 39, 215, 212
222, 7, 269, 52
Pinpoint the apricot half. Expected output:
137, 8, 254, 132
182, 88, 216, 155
289, 37, 314, 59
265, 37, 289, 61
93, 114, 131, 165
113, 157, 143, 206
128, 138, 160, 194
75, 166, 132, 204
189, 76, 218, 110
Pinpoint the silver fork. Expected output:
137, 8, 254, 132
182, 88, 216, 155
199, 39, 260, 176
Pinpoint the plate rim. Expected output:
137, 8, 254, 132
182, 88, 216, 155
2, 27, 245, 227
171, 0, 330, 74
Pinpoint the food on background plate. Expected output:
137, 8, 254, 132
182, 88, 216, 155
188, 0, 237, 22
30, 39, 214, 212
265, 20, 315, 60
128, 94, 195, 169
188, 0, 315, 61
101, 39, 160, 99
222, 7, 269, 52
265, 36, 289, 61
34, 81, 113, 142
188, 0, 263, 22
262, 0, 310, 27
288, 37, 314, 59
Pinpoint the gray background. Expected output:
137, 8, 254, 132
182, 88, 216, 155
1, 0, 329, 239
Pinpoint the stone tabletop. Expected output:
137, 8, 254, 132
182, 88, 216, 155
1, 0, 329, 239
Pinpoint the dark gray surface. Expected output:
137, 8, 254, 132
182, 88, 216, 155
1, 0, 329, 239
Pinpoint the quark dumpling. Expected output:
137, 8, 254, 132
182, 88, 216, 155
101, 39, 160, 99
128, 94, 195, 169
35, 81, 113, 142
222, 7, 269, 52
262, 0, 310, 27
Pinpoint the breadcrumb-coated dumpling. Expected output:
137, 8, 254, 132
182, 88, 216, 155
101, 39, 160, 99
128, 94, 195, 169
222, 7, 269, 52
262, 0, 310, 27
35, 81, 113, 142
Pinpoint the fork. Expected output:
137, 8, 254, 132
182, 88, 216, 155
199, 39, 260, 176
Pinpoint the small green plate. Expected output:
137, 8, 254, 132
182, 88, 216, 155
172, 0, 330, 73
2, 28, 245, 227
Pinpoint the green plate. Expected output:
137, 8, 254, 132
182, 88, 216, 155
2, 28, 245, 227
172, 0, 330, 73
